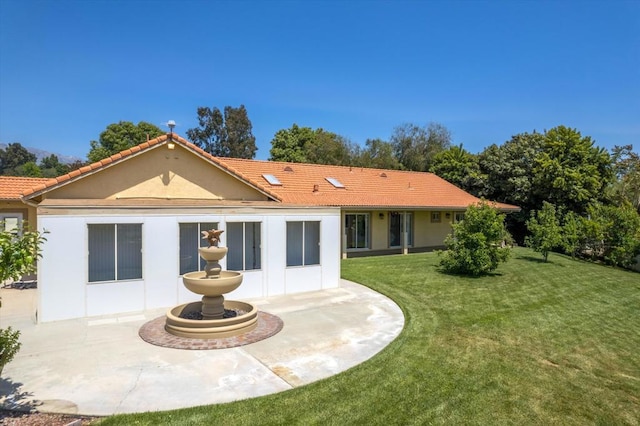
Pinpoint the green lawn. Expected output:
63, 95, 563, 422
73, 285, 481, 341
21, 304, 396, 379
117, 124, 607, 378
100, 248, 640, 425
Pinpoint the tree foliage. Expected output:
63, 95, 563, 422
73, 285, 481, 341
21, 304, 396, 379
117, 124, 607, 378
430, 144, 485, 193
187, 105, 257, 159
390, 122, 451, 171
88, 121, 164, 163
0, 221, 47, 284
0, 143, 37, 175
0, 326, 21, 376
269, 124, 354, 165
351, 138, 403, 170
439, 201, 512, 276
533, 126, 612, 214
525, 201, 562, 262
39, 154, 70, 177
608, 144, 640, 212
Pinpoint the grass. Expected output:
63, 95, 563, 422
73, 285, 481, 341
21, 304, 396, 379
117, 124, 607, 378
100, 248, 640, 425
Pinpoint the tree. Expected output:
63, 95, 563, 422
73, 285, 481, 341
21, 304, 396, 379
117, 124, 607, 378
608, 144, 640, 212
0, 143, 37, 175
561, 211, 583, 259
13, 161, 42, 177
186, 105, 257, 159
0, 221, 47, 285
582, 202, 640, 268
439, 201, 512, 276
533, 126, 612, 214
39, 154, 70, 177
430, 144, 485, 193
390, 122, 451, 171
268, 124, 354, 165
525, 202, 563, 262
88, 121, 164, 162
352, 138, 402, 170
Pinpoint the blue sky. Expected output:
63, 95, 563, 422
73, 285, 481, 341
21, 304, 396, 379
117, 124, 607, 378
1, 0, 638, 161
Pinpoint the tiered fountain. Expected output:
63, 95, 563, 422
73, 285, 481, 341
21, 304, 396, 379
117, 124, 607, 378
165, 229, 258, 339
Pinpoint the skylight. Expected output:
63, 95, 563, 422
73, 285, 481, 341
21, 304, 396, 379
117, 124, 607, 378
262, 174, 282, 186
325, 177, 345, 188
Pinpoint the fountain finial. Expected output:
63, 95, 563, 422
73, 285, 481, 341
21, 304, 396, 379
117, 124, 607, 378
201, 229, 224, 247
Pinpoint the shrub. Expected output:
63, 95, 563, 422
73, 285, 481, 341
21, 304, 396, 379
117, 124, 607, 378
0, 221, 47, 285
0, 327, 21, 376
439, 201, 512, 276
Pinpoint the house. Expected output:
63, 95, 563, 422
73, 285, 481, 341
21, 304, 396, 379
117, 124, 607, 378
4, 133, 517, 322
0, 176, 52, 233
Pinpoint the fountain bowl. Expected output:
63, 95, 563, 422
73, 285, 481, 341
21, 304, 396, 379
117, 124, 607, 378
182, 270, 243, 295
165, 300, 258, 339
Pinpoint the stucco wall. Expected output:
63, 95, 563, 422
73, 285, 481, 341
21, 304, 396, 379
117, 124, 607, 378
36, 208, 340, 322
46, 144, 268, 202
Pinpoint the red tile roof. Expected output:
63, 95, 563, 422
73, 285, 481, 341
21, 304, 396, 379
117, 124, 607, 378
18, 133, 519, 211
0, 176, 54, 200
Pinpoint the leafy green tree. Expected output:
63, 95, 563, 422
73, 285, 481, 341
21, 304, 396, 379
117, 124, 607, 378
352, 138, 402, 170
430, 144, 486, 193
88, 121, 164, 162
525, 201, 563, 262
13, 161, 42, 177
0, 143, 37, 175
582, 202, 640, 268
305, 130, 354, 166
0, 221, 47, 285
608, 144, 640, 212
187, 105, 257, 159
439, 201, 512, 275
561, 211, 583, 259
269, 124, 314, 163
0, 327, 21, 376
39, 154, 70, 177
390, 122, 451, 172
269, 124, 354, 165
533, 126, 612, 214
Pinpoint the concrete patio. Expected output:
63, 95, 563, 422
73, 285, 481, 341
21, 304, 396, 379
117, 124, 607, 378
0, 280, 403, 416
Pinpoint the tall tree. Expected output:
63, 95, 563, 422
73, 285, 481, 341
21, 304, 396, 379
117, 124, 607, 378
269, 124, 315, 163
0, 143, 37, 175
533, 126, 612, 214
430, 144, 485, 193
186, 105, 257, 159
87, 121, 163, 162
390, 122, 451, 171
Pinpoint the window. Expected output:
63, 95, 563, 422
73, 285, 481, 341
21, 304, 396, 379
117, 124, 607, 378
325, 177, 345, 188
1, 213, 22, 235
286, 221, 320, 266
454, 212, 465, 223
179, 222, 218, 275
227, 222, 261, 271
389, 212, 413, 247
88, 224, 142, 282
431, 212, 441, 223
345, 213, 369, 249
262, 174, 282, 185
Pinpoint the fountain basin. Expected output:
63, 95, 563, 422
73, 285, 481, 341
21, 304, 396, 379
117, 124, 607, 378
182, 270, 243, 295
165, 300, 258, 339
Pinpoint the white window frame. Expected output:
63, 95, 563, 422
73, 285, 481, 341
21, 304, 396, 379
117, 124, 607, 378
87, 223, 143, 283
286, 221, 321, 267
0, 213, 23, 235
226, 221, 262, 271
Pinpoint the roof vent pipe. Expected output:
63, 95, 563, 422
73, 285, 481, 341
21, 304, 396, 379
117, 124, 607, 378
313, 184, 319, 192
